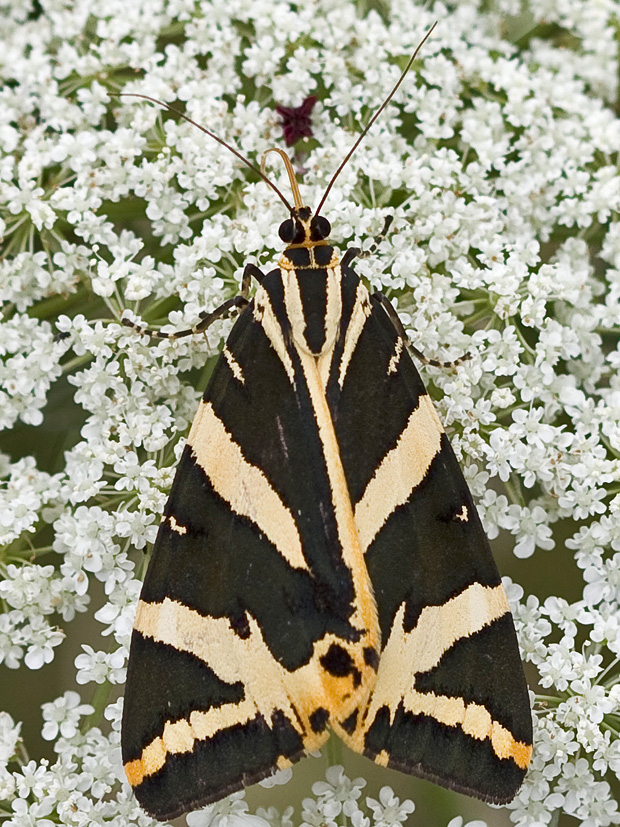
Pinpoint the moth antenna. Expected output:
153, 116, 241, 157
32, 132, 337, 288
261, 148, 304, 211
114, 93, 294, 213
315, 21, 437, 217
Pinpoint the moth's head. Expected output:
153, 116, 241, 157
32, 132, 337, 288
279, 206, 331, 248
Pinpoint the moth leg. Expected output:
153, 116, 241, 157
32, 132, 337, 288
122, 294, 249, 340
341, 214, 394, 268
358, 214, 394, 259
192, 265, 263, 345
193, 263, 263, 325
242, 262, 266, 290
373, 291, 471, 368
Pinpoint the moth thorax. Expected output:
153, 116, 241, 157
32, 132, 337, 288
283, 266, 342, 358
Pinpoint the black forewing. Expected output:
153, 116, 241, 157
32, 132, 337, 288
122, 274, 365, 820
326, 272, 532, 803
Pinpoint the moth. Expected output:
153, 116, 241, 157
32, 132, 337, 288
120, 26, 532, 821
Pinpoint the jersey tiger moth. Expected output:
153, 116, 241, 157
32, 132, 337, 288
119, 25, 533, 821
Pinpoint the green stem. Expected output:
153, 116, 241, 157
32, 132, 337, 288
503, 474, 524, 507
324, 732, 343, 767
84, 679, 113, 731
60, 354, 95, 374
598, 654, 620, 685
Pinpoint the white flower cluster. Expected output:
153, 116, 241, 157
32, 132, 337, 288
0, 701, 158, 827
0, 316, 68, 429
508, 583, 620, 824
186, 767, 456, 827
1, 0, 620, 825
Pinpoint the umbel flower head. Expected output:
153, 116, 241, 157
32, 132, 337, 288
2, 1, 620, 827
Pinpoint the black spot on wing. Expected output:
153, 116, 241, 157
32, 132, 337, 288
320, 643, 362, 688
309, 707, 330, 733
230, 611, 251, 639
364, 646, 379, 671
340, 709, 359, 735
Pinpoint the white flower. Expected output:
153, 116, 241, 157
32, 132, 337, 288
366, 786, 414, 827
187, 792, 270, 827
311, 765, 366, 818
300, 795, 336, 827
350, 810, 370, 827
258, 767, 293, 789
512, 505, 556, 558
22, 616, 65, 670
0, 712, 21, 766
593, 731, 620, 774
255, 805, 294, 827
242, 36, 285, 82
447, 820, 488, 827
41, 691, 94, 741
6, 797, 55, 827
13, 759, 50, 799
74, 644, 126, 685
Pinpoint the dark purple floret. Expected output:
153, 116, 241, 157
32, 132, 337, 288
275, 95, 317, 146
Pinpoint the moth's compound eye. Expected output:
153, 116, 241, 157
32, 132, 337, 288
279, 218, 306, 244
279, 219, 295, 243
311, 215, 331, 241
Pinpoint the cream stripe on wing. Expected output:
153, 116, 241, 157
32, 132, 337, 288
317, 266, 344, 388
281, 267, 305, 349
388, 337, 404, 374
354, 394, 443, 553
396, 582, 510, 676
163, 515, 187, 535
187, 401, 307, 570
253, 286, 295, 385
324, 266, 344, 352
223, 346, 245, 384
400, 689, 531, 769
134, 599, 328, 712
337, 283, 372, 388
125, 697, 260, 786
